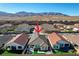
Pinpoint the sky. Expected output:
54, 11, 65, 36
0, 3, 79, 16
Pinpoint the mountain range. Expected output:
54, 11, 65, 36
0, 11, 79, 21
0, 11, 68, 16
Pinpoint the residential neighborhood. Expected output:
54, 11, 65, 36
0, 3, 79, 56
0, 21, 79, 55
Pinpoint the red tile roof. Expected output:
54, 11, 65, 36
48, 32, 62, 45
6, 33, 29, 46
14, 33, 29, 45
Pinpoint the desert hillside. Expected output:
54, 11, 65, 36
0, 11, 79, 21
0, 15, 79, 21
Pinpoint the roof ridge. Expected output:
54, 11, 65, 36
28, 33, 39, 43
48, 32, 62, 45
57, 34, 69, 42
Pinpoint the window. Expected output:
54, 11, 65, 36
34, 44, 40, 51
45, 46, 48, 50
11, 46, 16, 50
74, 44, 78, 47
54, 45, 59, 49
60, 44, 64, 47
41, 47, 44, 50
18, 46, 22, 49
65, 44, 69, 47
35, 44, 40, 48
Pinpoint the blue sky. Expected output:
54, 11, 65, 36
0, 3, 79, 16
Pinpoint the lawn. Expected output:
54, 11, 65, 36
32, 51, 54, 55
1, 51, 19, 56
32, 50, 76, 55
0, 50, 76, 55
32, 51, 46, 55
54, 50, 76, 55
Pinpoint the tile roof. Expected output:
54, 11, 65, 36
7, 33, 29, 46
0, 35, 15, 47
48, 32, 63, 45
28, 33, 39, 44
62, 34, 79, 45
28, 33, 48, 47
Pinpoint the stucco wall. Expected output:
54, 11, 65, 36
4, 42, 24, 50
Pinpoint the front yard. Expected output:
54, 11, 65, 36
0, 50, 22, 56
32, 51, 46, 54
53, 50, 76, 55
1, 51, 17, 56
32, 50, 76, 55
0, 50, 77, 56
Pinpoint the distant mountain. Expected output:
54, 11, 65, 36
0, 11, 79, 21
15, 11, 69, 16
0, 11, 13, 16
0, 11, 69, 16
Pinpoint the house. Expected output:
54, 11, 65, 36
62, 34, 79, 52
28, 32, 51, 52
62, 34, 79, 46
74, 24, 79, 27
48, 32, 72, 52
4, 33, 29, 51
72, 28, 79, 31
0, 34, 16, 50
53, 23, 65, 30
26, 22, 52, 53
